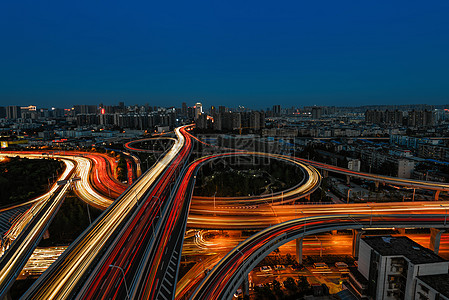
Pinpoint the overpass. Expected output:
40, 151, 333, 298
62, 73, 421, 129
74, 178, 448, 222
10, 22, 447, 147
20, 125, 192, 300
296, 157, 449, 194
191, 213, 448, 300
0, 158, 75, 298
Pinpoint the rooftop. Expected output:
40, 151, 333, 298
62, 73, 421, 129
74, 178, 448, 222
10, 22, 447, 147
418, 274, 449, 299
362, 236, 446, 265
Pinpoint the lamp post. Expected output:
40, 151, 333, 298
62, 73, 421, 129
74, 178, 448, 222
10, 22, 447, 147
109, 265, 130, 300
151, 215, 160, 240
236, 248, 245, 260
152, 196, 162, 218
86, 203, 92, 224
441, 205, 447, 226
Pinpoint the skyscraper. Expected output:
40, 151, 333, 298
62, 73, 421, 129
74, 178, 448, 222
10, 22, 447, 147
272, 105, 281, 116
195, 102, 203, 119
6, 106, 20, 119
182, 102, 187, 116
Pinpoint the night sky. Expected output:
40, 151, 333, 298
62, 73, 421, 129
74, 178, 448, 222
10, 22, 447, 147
1, 0, 449, 109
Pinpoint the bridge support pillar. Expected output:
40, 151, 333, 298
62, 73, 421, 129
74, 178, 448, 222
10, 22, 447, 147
352, 230, 364, 258
296, 237, 304, 264
397, 228, 405, 235
321, 169, 328, 178
374, 181, 379, 191
429, 228, 446, 254
3, 291, 12, 300
305, 194, 311, 201
346, 175, 351, 185
242, 274, 250, 296
435, 190, 441, 201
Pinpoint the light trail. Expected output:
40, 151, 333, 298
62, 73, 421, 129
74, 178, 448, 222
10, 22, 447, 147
0, 156, 74, 298
21, 125, 189, 300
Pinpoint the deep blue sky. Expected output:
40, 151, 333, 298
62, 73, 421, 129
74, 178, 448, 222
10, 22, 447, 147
1, 0, 449, 109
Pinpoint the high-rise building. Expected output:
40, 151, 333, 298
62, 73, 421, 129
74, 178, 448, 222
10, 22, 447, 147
210, 106, 216, 116
182, 102, 187, 116
311, 107, 322, 119
73, 105, 97, 115
272, 105, 281, 116
0, 107, 6, 118
195, 102, 203, 119
345, 236, 449, 300
408, 110, 434, 127
6, 106, 20, 119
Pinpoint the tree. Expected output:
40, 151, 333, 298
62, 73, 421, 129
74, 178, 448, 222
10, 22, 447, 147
283, 277, 298, 293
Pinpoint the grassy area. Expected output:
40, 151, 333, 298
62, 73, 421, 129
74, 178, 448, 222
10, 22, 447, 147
194, 158, 304, 197
39, 193, 102, 246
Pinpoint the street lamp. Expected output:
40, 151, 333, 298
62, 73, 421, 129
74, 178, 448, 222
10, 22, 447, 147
151, 215, 160, 240
236, 248, 245, 260
152, 196, 162, 218
109, 265, 130, 300
441, 205, 447, 226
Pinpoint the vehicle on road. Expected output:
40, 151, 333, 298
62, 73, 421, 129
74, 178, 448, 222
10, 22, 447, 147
233, 289, 243, 298
313, 262, 328, 269
260, 266, 273, 272
274, 264, 285, 271
335, 262, 348, 269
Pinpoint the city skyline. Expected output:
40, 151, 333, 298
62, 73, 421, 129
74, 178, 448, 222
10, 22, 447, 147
1, 1, 449, 108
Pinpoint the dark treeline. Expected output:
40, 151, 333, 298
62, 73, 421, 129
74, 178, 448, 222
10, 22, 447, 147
40, 194, 102, 246
194, 157, 304, 197
0, 156, 64, 207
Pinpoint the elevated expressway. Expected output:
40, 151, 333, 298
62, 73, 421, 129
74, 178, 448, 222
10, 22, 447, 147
4, 132, 449, 299
0, 156, 75, 298
75, 125, 193, 300
79, 135, 449, 298
298, 158, 449, 193
20, 125, 192, 300
191, 213, 449, 300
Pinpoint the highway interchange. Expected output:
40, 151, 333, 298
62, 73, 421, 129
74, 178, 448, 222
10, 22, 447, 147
0, 125, 448, 299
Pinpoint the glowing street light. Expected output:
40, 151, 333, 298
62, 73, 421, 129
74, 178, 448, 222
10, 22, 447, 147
108, 265, 130, 300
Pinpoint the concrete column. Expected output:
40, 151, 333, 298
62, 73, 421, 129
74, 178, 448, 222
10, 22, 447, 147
435, 190, 441, 201
3, 291, 12, 300
296, 237, 304, 264
352, 229, 364, 258
331, 230, 337, 235
305, 194, 311, 201
322, 169, 328, 178
429, 228, 446, 254
346, 175, 351, 185
397, 228, 405, 235
242, 274, 249, 296
374, 181, 379, 191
